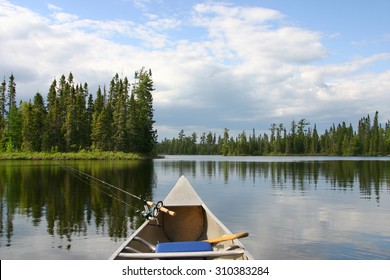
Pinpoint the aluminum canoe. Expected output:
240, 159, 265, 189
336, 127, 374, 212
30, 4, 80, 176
110, 175, 253, 260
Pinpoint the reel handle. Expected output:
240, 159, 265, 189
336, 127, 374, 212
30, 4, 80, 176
146, 201, 176, 216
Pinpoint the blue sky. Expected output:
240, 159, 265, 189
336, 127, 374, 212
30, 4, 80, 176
1, 0, 389, 140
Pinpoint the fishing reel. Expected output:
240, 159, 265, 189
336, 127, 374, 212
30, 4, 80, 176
139, 200, 164, 221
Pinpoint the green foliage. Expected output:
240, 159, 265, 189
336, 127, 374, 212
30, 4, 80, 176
7, 73, 16, 113
5, 104, 22, 150
0, 78, 6, 148
1, 72, 388, 158
157, 113, 390, 156
0, 151, 142, 160
0, 71, 157, 156
128, 68, 157, 153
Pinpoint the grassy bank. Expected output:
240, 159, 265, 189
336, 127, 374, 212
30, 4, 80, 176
0, 151, 147, 160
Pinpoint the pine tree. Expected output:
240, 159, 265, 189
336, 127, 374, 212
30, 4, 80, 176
289, 120, 297, 154
99, 105, 114, 151
85, 91, 94, 148
91, 86, 104, 150
31, 93, 47, 151
43, 79, 62, 151
384, 121, 390, 154
22, 93, 46, 151
77, 83, 89, 149
0, 78, 5, 118
0, 78, 6, 150
190, 132, 198, 154
91, 86, 113, 151
275, 124, 282, 154
128, 74, 139, 152
358, 114, 371, 155
311, 124, 319, 154
21, 101, 34, 151
370, 111, 380, 155
129, 68, 157, 154
297, 119, 309, 154
220, 128, 230, 156
73, 83, 88, 150
5, 103, 22, 151
57, 74, 69, 150
112, 77, 129, 152
64, 84, 77, 151
4, 74, 21, 151
237, 131, 248, 155
7, 74, 16, 114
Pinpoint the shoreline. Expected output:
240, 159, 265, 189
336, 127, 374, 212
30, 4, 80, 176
0, 151, 158, 160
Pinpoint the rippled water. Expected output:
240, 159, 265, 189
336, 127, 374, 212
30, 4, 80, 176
1, 156, 389, 259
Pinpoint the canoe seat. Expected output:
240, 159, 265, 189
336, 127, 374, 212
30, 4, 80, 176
156, 241, 212, 253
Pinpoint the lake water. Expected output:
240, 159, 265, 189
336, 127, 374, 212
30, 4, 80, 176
0, 156, 389, 260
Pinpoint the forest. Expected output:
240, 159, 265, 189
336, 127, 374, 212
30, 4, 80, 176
1, 71, 389, 157
156, 112, 390, 156
0, 69, 157, 155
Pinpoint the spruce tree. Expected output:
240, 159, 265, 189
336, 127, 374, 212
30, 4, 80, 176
112, 77, 128, 152
64, 84, 77, 151
7, 74, 16, 114
6, 103, 22, 151
22, 93, 46, 151
43, 79, 62, 151
221, 128, 230, 156
370, 111, 380, 155
21, 101, 34, 151
4, 74, 21, 150
91, 86, 113, 151
127, 85, 137, 151
32, 93, 46, 151
129, 68, 157, 154
85, 91, 94, 148
311, 124, 319, 154
91, 86, 104, 150
0, 78, 6, 150
0, 78, 5, 118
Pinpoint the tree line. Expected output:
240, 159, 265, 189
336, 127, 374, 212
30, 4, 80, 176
0, 69, 157, 154
157, 112, 390, 156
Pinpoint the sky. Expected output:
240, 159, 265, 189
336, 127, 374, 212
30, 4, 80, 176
1, 0, 390, 140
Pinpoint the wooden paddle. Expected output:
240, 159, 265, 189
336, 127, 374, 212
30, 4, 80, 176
146, 201, 176, 216
204, 232, 249, 244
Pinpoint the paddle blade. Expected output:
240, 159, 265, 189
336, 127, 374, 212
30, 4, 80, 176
205, 232, 249, 244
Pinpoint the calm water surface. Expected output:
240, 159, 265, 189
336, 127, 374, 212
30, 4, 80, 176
0, 156, 389, 259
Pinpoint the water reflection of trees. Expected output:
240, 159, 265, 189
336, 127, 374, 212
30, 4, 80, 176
160, 159, 390, 201
1, 159, 389, 249
0, 160, 154, 247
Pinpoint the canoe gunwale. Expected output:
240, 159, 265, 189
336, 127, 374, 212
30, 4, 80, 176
116, 249, 246, 260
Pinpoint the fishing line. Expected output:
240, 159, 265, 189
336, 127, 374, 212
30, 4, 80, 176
55, 162, 172, 220
56, 163, 142, 211
58, 163, 142, 200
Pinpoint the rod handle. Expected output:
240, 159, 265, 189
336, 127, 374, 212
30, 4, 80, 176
146, 201, 176, 216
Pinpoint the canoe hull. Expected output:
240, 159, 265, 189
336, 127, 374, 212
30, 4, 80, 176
110, 176, 253, 260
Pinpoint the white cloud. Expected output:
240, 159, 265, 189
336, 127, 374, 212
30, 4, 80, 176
132, 0, 152, 10
47, 4, 62, 12
0, 1, 389, 139
145, 15, 181, 31
193, 3, 326, 65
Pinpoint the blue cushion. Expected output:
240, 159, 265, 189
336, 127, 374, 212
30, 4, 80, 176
156, 241, 212, 253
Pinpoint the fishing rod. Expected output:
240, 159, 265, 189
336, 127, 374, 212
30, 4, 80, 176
56, 163, 176, 220
59, 164, 136, 210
